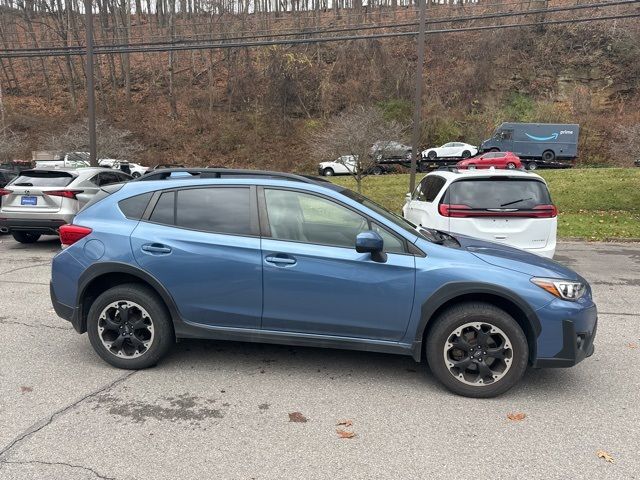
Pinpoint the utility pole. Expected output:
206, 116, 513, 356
84, 0, 98, 166
409, 0, 427, 194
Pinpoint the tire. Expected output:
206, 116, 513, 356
371, 166, 383, 176
131, 171, 141, 178
12, 231, 41, 244
467, 164, 476, 170
322, 168, 335, 177
506, 162, 516, 169
527, 162, 538, 171
425, 302, 529, 398
461, 150, 471, 159
427, 151, 437, 160
489, 148, 500, 152
542, 150, 555, 162
87, 283, 174, 369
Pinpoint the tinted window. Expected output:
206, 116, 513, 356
119, 192, 153, 219
420, 176, 447, 202
150, 191, 175, 225
11, 171, 74, 187
176, 187, 252, 235
265, 189, 367, 248
444, 179, 552, 210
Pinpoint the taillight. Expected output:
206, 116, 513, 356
532, 204, 558, 218
438, 204, 472, 217
48, 190, 83, 199
0, 188, 11, 197
59, 224, 92, 247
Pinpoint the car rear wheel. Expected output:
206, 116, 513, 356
427, 151, 437, 160
87, 283, 174, 369
527, 162, 538, 171
461, 150, 471, 159
371, 166, 383, 175
12, 231, 41, 244
426, 302, 528, 398
322, 168, 335, 177
467, 164, 476, 170
131, 171, 141, 178
506, 162, 516, 169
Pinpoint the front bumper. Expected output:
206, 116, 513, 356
532, 301, 597, 368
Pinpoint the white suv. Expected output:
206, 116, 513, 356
402, 169, 557, 258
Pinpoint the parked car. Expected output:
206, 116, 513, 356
150, 163, 186, 170
371, 141, 412, 161
480, 123, 579, 167
35, 152, 90, 169
99, 159, 148, 178
457, 151, 523, 170
403, 169, 557, 258
0, 169, 17, 188
422, 142, 478, 160
0, 167, 131, 243
50, 168, 595, 398
318, 155, 388, 176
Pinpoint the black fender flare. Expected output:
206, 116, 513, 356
414, 281, 541, 358
75, 261, 182, 332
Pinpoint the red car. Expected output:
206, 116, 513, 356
457, 151, 523, 170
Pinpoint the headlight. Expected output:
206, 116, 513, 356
531, 277, 586, 301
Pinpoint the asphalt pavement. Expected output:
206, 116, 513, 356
0, 236, 638, 479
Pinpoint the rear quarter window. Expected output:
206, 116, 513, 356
118, 192, 153, 220
443, 179, 552, 209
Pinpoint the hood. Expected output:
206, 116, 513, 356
453, 233, 579, 279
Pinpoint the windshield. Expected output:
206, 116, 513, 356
444, 179, 551, 210
340, 189, 427, 240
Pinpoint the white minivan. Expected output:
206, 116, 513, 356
402, 169, 557, 258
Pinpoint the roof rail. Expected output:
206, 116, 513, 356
135, 168, 329, 184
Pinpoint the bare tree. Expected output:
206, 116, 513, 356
609, 123, 640, 167
46, 119, 143, 160
310, 105, 407, 193
0, 129, 26, 162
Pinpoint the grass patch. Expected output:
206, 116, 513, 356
331, 168, 640, 240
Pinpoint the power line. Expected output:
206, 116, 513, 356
0, 12, 637, 57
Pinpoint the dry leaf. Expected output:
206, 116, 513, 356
627, 343, 638, 349
288, 412, 307, 423
20, 386, 33, 394
336, 419, 353, 427
507, 412, 526, 421
336, 429, 356, 439
596, 450, 614, 463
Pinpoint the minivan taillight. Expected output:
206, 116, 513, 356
439, 203, 558, 218
48, 190, 83, 199
59, 224, 92, 247
438, 204, 472, 217
531, 204, 558, 218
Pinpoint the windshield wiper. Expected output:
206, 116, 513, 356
15, 182, 34, 186
501, 197, 532, 207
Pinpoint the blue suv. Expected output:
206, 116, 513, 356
50, 169, 597, 397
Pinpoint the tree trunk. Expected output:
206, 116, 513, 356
168, 0, 178, 119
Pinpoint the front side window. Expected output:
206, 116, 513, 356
264, 189, 368, 248
371, 223, 405, 254
177, 188, 253, 235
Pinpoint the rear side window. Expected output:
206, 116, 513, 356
444, 179, 552, 210
416, 175, 446, 202
11, 171, 74, 187
150, 191, 175, 225
118, 192, 153, 220
177, 188, 252, 235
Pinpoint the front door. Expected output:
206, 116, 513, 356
260, 188, 416, 342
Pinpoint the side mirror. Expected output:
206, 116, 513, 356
355, 231, 387, 263
405, 192, 412, 203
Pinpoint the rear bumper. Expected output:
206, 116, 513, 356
0, 214, 73, 234
523, 243, 556, 259
533, 304, 597, 368
50, 280, 83, 333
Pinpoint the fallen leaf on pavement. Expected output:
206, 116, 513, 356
627, 343, 638, 349
596, 450, 614, 463
20, 386, 33, 393
288, 412, 307, 423
336, 429, 356, 439
507, 412, 526, 421
336, 419, 353, 427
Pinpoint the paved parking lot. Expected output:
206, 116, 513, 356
0, 236, 638, 479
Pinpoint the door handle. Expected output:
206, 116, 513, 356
142, 243, 172, 254
265, 255, 296, 266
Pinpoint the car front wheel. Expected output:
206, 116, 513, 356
506, 162, 516, 169
87, 284, 174, 369
322, 168, 335, 177
428, 151, 437, 160
461, 150, 471, 159
12, 231, 41, 243
426, 302, 528, 398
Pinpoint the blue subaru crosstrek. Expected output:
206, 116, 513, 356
50, 169, 596, 397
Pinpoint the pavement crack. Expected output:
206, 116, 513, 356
0, 371, 136, 460
0, 459, 116, 480
0, 262, 51, 277
0, 318, 71, 330
599, 311, 639, 317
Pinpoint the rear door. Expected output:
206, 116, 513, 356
130, 186, 262, 329
1, 170, 76, 213
440, 178, 556, 250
